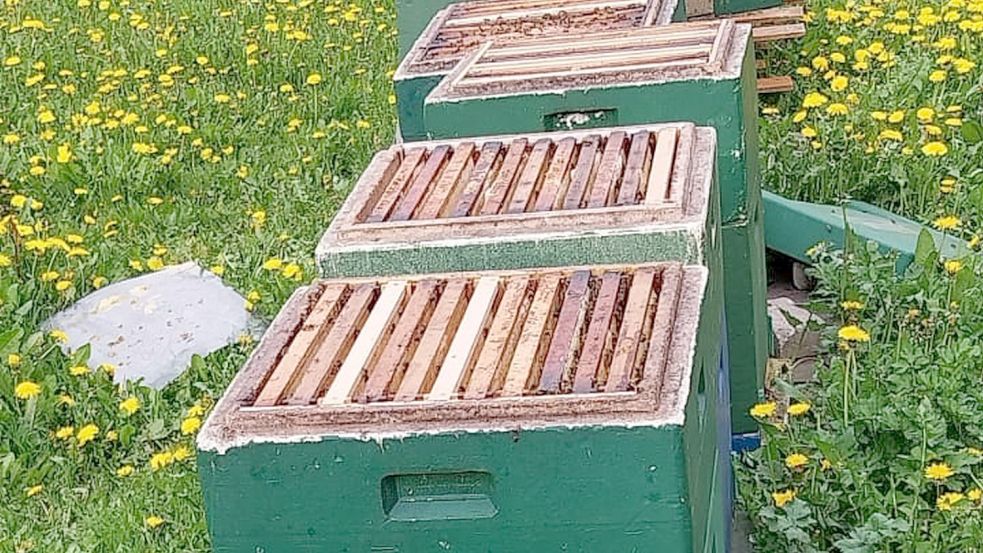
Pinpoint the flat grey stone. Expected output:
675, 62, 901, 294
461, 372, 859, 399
46, 262, 252, 388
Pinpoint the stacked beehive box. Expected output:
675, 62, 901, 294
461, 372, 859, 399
196, 0, 772, 549
416, 19, 765, 433
198, 261, 727, 552
394, 0, 680, 140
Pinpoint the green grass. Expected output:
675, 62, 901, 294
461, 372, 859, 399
0, 0, 397, 550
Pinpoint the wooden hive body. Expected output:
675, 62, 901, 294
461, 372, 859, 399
394, 0, 680, 140
393, 0, 684, 60
198, 261, 727, 552
422, 20, 766, 432
316, 122, 718, 281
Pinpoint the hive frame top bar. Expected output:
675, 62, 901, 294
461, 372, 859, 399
395, 0, 676, 79
317, 122, 714, 253
198, 262, 708, 452
428, 19, 751, 102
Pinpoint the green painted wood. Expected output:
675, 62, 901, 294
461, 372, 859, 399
396, 74, 443, 142
201, 425, 704, 552
763, 190, 970, 272
711, 0, 782, 16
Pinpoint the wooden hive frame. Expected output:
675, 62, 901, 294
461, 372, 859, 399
316, 122, 717, 279
198, 261, 710, 446
394, 0, 679, 140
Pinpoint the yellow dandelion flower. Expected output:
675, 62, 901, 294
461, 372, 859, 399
25, 484, 43, 497
929, 70, 947, 82
937, 491, 964, 511
944, 260, 963, 274
933, 215, 961, 230
772, 489, 796, 507
841, 300, 864, 310
116, 465, 135, 477
145, 515, 165, 529
55, 426, 75, 439
173, 445, 193, 461
838, 325, 870, 342
925, 462, 954, 481
802, 92, 829, 108
7, 353, 21, 366
181, 416, 202, 435
14, 381, 41, 400
262, 258, 283, 271
830, 75, 849, 92
150, 451, 174, 471
76, 424, 99, 447
785, 453, 809, 469
921, 142, 948, 156
749, 401, 777, 418
788, 402, 811, 416
969, 489, 982, 502
119, 397, 141, 415
69, 365, 90, 376
306, 73, 322, 85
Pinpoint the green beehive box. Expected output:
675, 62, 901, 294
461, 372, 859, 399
422, 19, 765, 431
395, 0, 685, 60
316, 122, 718, 278
394, 0, 680, 141
197, 260, 727, 552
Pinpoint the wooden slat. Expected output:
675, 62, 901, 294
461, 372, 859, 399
615, 131, 652, 206
727, 5, 804, 24
355, 153, 402, 222
532, 137, 577, 212
450, 141, 502, 217
561, 135, 600, 210
415, 142, 476, 220
321, 281, 409, 404
394, 280, 471, 401
253, 284, 348, 406
586, 131, 627, 208
284, 284, 377, 405
429, 277, 500, 400
538, 271, 591, 393
463, 277, 531, 399
447, 0, 641, 25
757, 75, 794, 94
459, 57, 712, 88
603, 269, 656, 392
358, 280, 440, 403
364, 149, 426, 223
485, 24, 720, 57
389, 145, 452, 221
470, 44, 712, 78
479, 139, 527, 215
644, 127, 679, 205
501, 274, 561, 396
752, 23, 806, 43
505, 138, 552, 214
572, 272, 622, 393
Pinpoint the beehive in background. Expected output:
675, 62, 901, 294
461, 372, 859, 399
422, 19, 766, 432
394, 0, 680, 140
197, 261, 727, 552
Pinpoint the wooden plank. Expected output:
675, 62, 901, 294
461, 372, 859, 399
364, 149, 426, 223
752, 23, 806, 43
321, 281, 409, 404
355, 153, 402, 223
284, 284, 377, 405
450, 141, 502, 217
389, 145, 452, 221
470, 44, 712, 78
448, 0, 641, 25
615, 131, 652, 206
505, 138, 552, 214
485, 24, 719, 57
415, 142, 476, 220
463, 277, 531, 399
561, 135, 600, 210
757, 75, 794, 94
538, 271, 592, 393
394, 280, 471, 401
572, 272, 622, 393
428, 277, 500, 400
644, 127, 679, 205
586, 131, 627, 208
532, 137, 577, 212
501, 274, 561, 396
459, 58, 711, 88
253, 284, 348, 406
728, 5, 804, 24
358, 280, 440, 403
603, 268, 656, 392
479, 139, 528, 215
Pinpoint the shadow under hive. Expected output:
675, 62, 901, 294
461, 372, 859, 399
422, 19, 767, 432
394, 0, 680, 140
197, 262, 727, 552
